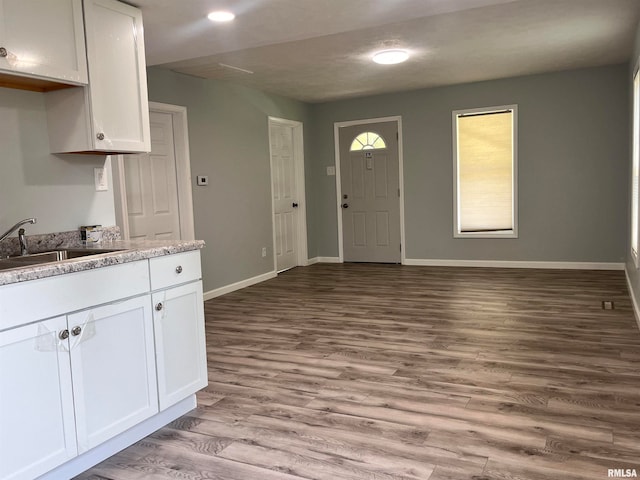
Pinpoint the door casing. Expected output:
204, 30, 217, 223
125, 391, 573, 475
268, 116, 308, 272
113, 102, 195, 241
334, 116, 405, 263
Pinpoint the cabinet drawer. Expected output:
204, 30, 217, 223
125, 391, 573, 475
149, 250, 202, 291
0, 260, 150, 331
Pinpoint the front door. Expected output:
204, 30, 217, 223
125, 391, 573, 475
270, 121, 299, 272
123, 111, 181, 240
339, 121, 401, 263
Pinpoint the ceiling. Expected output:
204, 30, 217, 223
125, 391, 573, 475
131, 0, 640, 103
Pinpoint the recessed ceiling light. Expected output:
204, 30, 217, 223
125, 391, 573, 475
207, 11, 235, 22
372, 49, 409, 65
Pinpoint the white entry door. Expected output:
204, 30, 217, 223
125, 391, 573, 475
339, 121, 401, 263
123, 111, 181, 240
270, 121, 300, 272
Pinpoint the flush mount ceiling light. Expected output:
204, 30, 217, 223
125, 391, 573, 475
207, 10, 235, 22
372, 49, 409, 65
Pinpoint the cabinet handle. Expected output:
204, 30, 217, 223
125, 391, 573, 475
0, 47, 7, 58
71, 326, 82, 336
175, 265, 183, 274
59, 329, 69, 340
96, 132, 105, 141
155, 302, 163, 311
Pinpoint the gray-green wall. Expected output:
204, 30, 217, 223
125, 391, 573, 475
310, 65, 629, 263
625, 21, 640, 318
0, 87, 115, 236
146, 67, 313, 293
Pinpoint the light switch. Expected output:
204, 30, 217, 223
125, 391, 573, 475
197, 175, 209, 186
94, 167, 108, 191
326, 166, 336, 176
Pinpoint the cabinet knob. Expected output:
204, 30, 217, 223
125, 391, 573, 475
155, 302, 163, 311
96, 132, 105, 141
71, 326, 82, 336
175, 265, 183, 274
59, 329, 69, 340
0, 47, 7, 58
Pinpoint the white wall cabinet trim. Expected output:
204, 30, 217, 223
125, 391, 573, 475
45, 0, 151, 153
0, 0, 87, 86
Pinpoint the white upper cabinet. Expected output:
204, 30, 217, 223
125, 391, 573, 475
0, 0, 87, 87
46, 0, 151, 153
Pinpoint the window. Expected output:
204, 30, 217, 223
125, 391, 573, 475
350, 131, 386, 151
632, 66, 640, 266
453, 105, 518, 238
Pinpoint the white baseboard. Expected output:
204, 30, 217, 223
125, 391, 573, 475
306, 257, 319, 265
403, 258, 625, 270
203, 271, 277, 300
312, 256, 341, 264
624, 267, 640, 332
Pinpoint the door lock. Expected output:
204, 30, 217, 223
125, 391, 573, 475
342, 203, 349, 209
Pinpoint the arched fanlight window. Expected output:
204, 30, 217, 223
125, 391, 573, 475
350, 131, 387, 151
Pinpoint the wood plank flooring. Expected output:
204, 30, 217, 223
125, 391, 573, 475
77, 264, 640, 480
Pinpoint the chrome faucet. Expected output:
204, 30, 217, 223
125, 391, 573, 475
0, 218, 37, 255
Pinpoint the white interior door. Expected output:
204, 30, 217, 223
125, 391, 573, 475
123, 111, 181, 240
339, 121, 401, 263
270, 121, 299, 272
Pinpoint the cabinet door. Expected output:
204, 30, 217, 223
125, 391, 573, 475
0, 0, 87, 84
83, 0, 150, 152
0, 317, 77, 480
68, 295, 158, 453
153, 281, 208, 410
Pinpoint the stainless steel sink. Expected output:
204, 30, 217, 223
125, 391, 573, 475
0, 248, 125, 272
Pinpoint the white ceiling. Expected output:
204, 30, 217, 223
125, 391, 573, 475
131, 0, 640, 103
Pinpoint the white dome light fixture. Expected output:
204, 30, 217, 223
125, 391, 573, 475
207, 11, 235, 22
372, 49, 409, 65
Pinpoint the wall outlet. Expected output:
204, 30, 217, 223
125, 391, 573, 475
196, 175, 209, 186
261, 247, 267, 257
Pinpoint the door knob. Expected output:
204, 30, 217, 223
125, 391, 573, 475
155, 302, 163, 311
59, 329, 69, 340
342, 203, 349, 209
0, 47, 7, 58
71, 326, 82, 336
292, 202, 299, 208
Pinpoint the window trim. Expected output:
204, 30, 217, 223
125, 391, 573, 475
631, 61, 640, 267
452, 104, 518, 239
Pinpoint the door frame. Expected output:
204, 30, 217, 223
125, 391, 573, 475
334, 116, 406, 263
268, 116, 308, 272
112, 102, 195, 240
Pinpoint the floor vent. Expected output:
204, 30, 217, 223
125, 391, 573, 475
602, 301, 615, 310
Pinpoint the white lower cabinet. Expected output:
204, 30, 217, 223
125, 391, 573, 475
153, 281, 207, 410
0, 295, 157, 480
0, 249, 206, 479
0, 316, 77, 480
68, 295, 158, 453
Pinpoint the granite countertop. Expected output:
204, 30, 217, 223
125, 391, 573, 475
0, 237, 205, 287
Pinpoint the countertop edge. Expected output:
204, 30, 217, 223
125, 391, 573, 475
0, 240, 205, 287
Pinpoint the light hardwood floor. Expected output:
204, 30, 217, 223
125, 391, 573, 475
77, 264, 640, 480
